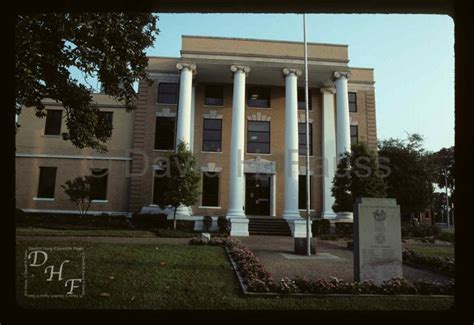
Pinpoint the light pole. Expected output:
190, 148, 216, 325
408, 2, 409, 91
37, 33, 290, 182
303, 14, 311, 256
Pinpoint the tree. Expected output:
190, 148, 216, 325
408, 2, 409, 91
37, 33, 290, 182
153, 142, 201, 230
430, 146, 455, 191
15, 13, 159, 152
61, 176, 94, 216
378, 134, 434, 218
332, 142, 387, 212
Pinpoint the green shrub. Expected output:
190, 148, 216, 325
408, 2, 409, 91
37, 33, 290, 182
130, 213, 168, 228
401, 223, 441, 238
312, 219, 330, 235
335, 222, 353, 236
217, 216, 228, 233
437, 231, 454, 243
175, 220, 194, 232
203, 216, 212, 232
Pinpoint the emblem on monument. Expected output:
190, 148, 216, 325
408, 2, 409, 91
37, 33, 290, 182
373, 209, 387, 244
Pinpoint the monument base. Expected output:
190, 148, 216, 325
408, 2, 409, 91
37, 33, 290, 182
294, 237, 317, 255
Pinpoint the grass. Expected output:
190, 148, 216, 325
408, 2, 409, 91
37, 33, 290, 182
403, 244, 454, 258
16, 239, 454, 310
16, 227, 197, 238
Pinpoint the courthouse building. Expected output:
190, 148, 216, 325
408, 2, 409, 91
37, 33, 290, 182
15, 35, 377, 236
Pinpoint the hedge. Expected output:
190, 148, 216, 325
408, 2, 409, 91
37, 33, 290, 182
311, 219, 330, 235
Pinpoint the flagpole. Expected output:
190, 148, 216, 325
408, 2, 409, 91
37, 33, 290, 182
303, 14, 311, 256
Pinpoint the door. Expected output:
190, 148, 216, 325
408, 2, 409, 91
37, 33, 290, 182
245, 173, 271, 216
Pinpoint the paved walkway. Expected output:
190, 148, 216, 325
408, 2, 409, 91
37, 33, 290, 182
239, 235, 453, 284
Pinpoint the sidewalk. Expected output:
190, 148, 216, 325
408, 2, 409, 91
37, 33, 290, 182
16, 235, 190, 245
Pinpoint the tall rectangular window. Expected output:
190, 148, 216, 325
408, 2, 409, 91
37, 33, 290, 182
297, 88, 312, 110
349, 92, 357, 112
298, 175, 313, 209
202, 119, 222, 152
153, 170, 166, 205
155, 117, 176, 150
204, 85, 224, 106
157, 83, 178, 104
90, 168, 108, 201
247, 87, 271, 108
350, 125, 359, 145
201, 172, 219, 207
247, 121, 270, 154
44, 110, 62, 135
98, 111, 113, 129
298, 123, 313, 156
37, 167, 57, 198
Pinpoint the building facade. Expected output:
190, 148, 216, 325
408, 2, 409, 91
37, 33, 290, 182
15, 35, 377, 236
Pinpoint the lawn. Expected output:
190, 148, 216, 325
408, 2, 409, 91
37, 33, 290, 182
402, 244, 454, 258
16, 239, 454, 310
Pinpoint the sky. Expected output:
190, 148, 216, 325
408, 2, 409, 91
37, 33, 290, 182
145, 13, 454, 152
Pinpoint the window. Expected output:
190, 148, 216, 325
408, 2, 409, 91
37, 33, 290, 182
247, 87, 271, 108
90, 168, 108, 201
297, 88, 312, 110
298, 123, 313, 156
201, 172, 219, 207
349, 92, 357, 112
202, 119, 222, 152
44, 110, 62, 135
350, 125, 359, 145
37, 167, 57, 198
98, 111, 113, 129
298, 175, 313, 209
157, 83, 178, 104
247, 121, 270, 154
204, 85, 224, 106
155, 117, 176, 150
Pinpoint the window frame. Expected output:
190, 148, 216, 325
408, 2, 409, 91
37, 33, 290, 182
298, 122, 313, 156
350, 125, 359, 145
297, 88, 312, 110
44, 109, 63, 136
204, 84, 224, 106
154, 116, 176, 151
157, 82, 178, 104
37, 166, 57, 199
202, 118, 222, 153
247, 86, 271, 108
201, 172, 220, 207
349, 92, 357, 113
247, 120, 271, 154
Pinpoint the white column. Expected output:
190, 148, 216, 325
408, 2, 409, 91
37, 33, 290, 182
175, 63, 196, 218
176, 62, 196, 148
333, 71, 354, 221
333, 71, 352, 160
227, 65, 250, 236
282, 68, 310, 237
321, 86, 337, 220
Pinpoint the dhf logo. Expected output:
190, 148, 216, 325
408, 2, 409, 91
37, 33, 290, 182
24, 247, 85, 298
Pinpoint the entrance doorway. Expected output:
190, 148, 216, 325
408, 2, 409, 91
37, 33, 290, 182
245, 173, 271, 216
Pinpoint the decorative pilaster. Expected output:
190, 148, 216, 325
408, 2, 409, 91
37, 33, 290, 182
227, 65, 251, 236
320, 85, 337, 220
176, 62, 196, 148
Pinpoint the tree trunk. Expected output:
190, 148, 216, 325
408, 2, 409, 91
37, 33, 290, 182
173, 207, 177, 231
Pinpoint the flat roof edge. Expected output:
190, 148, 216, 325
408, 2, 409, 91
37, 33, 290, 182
182, 35, 348, 48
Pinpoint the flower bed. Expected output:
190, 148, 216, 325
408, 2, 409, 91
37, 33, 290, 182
189, 237, 454, 296
402, 249, 455, 277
